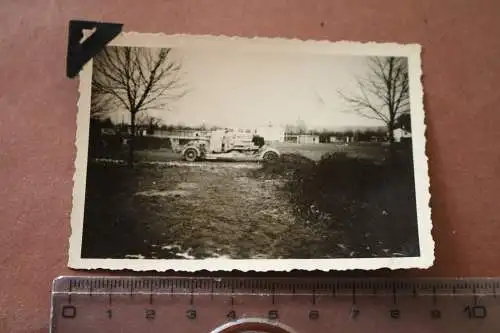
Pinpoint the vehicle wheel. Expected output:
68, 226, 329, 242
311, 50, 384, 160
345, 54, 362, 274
262, 151, 279, 162
184, 148, 198, 162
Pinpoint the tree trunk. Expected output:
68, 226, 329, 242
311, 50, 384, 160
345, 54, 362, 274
387, 121, 397, 165
387, 123, 395, 144
128, 112, 136, 167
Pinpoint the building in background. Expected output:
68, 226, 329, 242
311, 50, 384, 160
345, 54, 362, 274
393, 128, 412, 143
284, 134, 320, 144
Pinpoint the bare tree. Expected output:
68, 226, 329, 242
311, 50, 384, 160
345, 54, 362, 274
92, 46, 186, 166
338, 57, 410, 144
395, 112, 411, 132
136, 114, 163, 135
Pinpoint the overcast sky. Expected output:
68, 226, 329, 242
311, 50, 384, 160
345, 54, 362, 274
103, 46, 387, 131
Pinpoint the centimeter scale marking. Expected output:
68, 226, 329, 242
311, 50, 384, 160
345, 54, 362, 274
51, 277, 500, 333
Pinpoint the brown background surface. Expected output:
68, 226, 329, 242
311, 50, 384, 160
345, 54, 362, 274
1, 0, 500, 332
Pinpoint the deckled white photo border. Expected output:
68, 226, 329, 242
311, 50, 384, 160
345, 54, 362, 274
68, 32, 433, 271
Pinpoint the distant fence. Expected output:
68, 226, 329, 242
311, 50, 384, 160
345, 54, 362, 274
152, 129, 211, 138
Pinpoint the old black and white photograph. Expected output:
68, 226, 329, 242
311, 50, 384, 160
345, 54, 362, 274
69, 34, 433, 271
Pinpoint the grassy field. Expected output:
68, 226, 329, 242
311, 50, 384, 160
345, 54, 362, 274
82, 141, 419, 259
92, 139, 389, 163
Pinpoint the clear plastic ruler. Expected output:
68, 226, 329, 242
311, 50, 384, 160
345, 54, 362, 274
50, 276, 499, 333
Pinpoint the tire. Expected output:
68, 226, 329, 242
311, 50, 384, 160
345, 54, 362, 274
262, 151, 279, 162
184, 148, 198, 162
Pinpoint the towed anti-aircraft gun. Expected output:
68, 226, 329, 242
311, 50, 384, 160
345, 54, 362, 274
181, 129, 280, 162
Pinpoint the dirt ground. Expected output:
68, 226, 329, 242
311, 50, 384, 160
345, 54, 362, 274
81, 161, 335, 259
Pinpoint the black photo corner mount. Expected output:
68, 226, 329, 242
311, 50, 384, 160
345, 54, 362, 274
66, 20, 123, 78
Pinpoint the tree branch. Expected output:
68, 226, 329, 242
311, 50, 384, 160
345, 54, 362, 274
337, 56, 410, 135
91, 46, 188, 119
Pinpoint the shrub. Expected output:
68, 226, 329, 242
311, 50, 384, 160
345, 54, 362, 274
257, 153, 316, 178
255, 150, 419, 258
